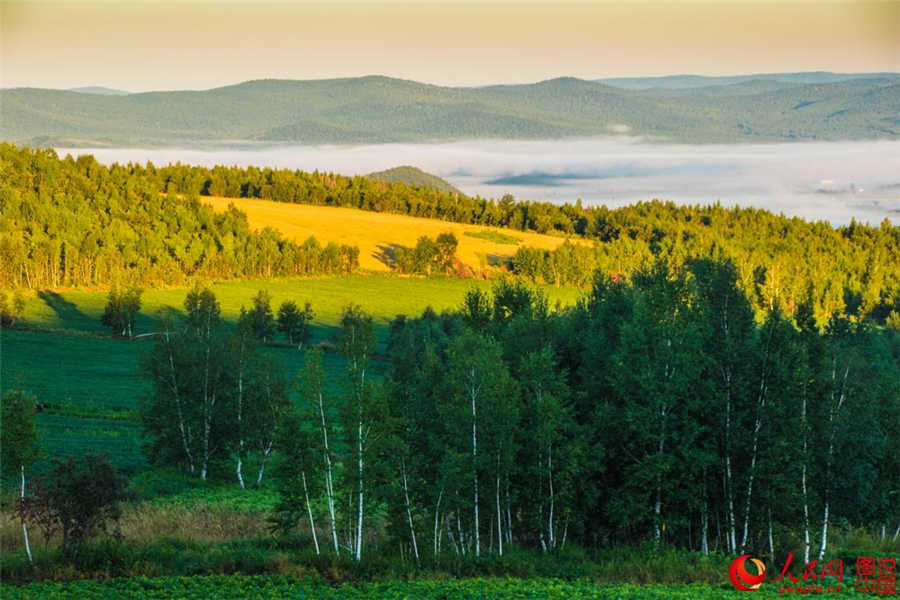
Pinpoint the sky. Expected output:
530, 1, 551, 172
1, 1, 897, 92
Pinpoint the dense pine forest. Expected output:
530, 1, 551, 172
3, 144, 898, 325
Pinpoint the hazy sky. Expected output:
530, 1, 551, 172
2, 1, 897, 91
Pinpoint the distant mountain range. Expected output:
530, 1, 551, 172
1, 72, 896, 147
68, 86, 131, 96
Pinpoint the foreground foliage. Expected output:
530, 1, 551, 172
0, 574, 871, 599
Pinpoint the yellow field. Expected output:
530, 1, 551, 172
203, 196, 586, 272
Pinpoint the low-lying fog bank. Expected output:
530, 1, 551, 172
57, 139, 899, 226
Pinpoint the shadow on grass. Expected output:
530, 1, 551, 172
373, 243, 405, 269
36, 291, 90, 326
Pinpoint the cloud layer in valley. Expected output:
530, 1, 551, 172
58, 138, 900, 226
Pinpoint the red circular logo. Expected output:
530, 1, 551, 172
729, 555, 767, 591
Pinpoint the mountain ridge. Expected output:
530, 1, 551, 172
2, 73, 897, 146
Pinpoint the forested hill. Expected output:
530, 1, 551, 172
366, 166, 461, 194
2, 144, 899, 325
0, 144, 360, 288
1, 73, 897, 147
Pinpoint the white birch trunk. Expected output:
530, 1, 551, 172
741, 343, 770, 552
236, 349, 245, 489
819, 363, 848, 562
302, 471, 320, 555
548, 445, 555, 549
801, 391, 811, 563
505, 481, 513, 545
654, 403, 667, 547
355, 419, 363, 561
724, 375, 736, 554
20, 465, 32, 563
256, 442, 272, 486
470, 368, 480, 558
433, 489, 443, 559
165, 328, 194, 474
701, 494, 709, 556
401, 460, 419, 562
740, 402, 763, 551
818, 502, 829, 561
317, 391, 339, 555
495, 472, 503, 556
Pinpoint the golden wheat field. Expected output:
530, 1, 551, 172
202, 196, 587, 272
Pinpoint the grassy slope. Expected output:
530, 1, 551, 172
200, 197, 587, 272
2, 275, 581, 472
2, 75, 897, 145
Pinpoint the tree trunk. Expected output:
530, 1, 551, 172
654, 403, 667, 547
538, 452, 548, 553
165, 330, 194, 474
20, 465, 32, 563
355, 419, 363, 561
724, 376, 737, 554
470, 373, 480, 558
801, 391, 811, 563
433, 489, 443, 559
302, 471, 320, 555
818, 501, 829, 561
819, 363, 849, 562
548, 445, 555, 549
768, 507, 775, 565
495, 471, 503, 556
741, 345, 771, 552
236, 349, 245, 489
701, 494, 709, 556
317, 390, 340, 555
401, 460, 419, 562
256, 443, 272, 486
505, 480, 513, 545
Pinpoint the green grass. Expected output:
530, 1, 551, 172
19, 274, 580, 343
37, 414, 147, 474
2, 328, 146, 412
463, 230, 522, 245
0, 575, 862, 599
2, 274, 581, 475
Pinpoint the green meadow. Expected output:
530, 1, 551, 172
2, 274, 580, 473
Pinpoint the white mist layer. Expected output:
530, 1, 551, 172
58, 139, 900, 226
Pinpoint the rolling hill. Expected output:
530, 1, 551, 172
1, 73, 897, 146
199, 196, 587, 272
366, 165, 461, 194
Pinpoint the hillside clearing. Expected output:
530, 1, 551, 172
200, 196, 588, 272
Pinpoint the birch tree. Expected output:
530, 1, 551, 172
1, 387, 39, 563
271, 408, 321, 555
184, 286, 233, 481
690, 258, 755, 554
232, 310, 257, 489
142, 286, 234, 479
446, 330, 513, 557
612, 263, 707, 546
338, 304, 377, 561
519, 346, 574, 552
245, 353, 291, 486
299, 348, 340, 555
